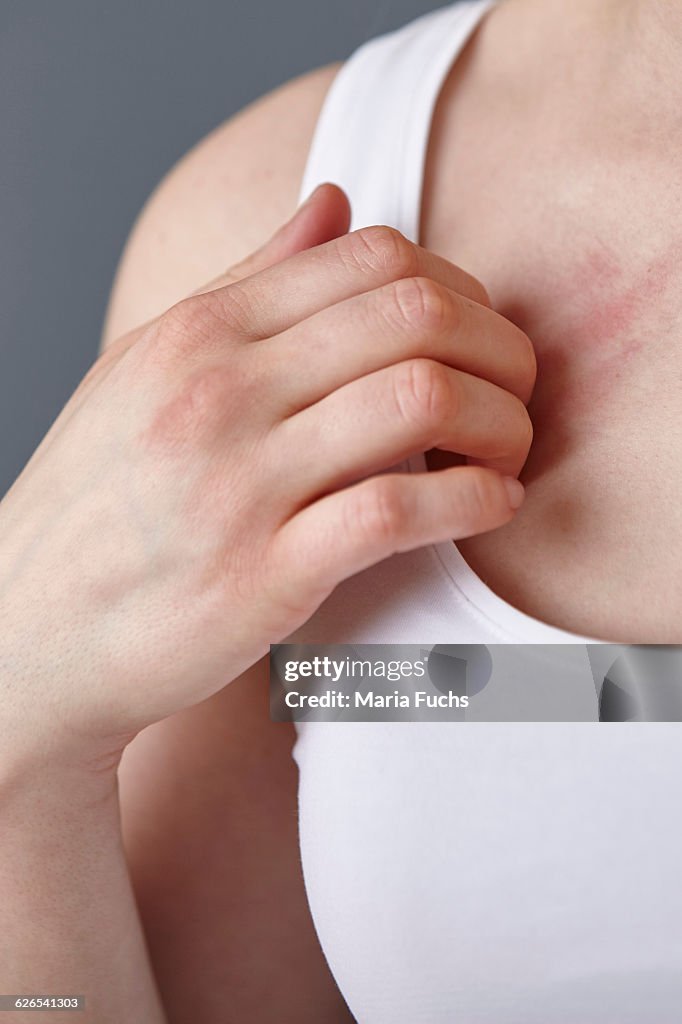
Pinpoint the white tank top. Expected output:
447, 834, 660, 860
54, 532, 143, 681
284, 3, 682, 1021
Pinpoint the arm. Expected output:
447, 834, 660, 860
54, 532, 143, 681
0, 57, 531, 1024
0, 757, 166, 1023
116, 659, 354, 1022
0, 63, 347, 1024
100, 63, 355, 1022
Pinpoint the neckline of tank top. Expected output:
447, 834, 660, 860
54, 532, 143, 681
398, 2, 605, 645
391, 0, 500, 244
403, 451, 609, 645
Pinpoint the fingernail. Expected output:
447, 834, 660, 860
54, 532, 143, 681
502, 476, 526, 509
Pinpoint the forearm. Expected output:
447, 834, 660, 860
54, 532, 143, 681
0, 758, 167, 1024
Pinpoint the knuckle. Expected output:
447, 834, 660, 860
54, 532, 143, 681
351, 476, 407, 546
171, 366, 230, 428
448, 469, 504, 527
464, 470, 500, 520
346, 225, 417, 279
389, 276, 457, 334
158, 295, 217, 348
449, 475, 485, 524
141, 364, 235, 450
211, 280, 259, 336
157, 287, 254, 357
155, 293, 232, 362
393, 358, 453, 431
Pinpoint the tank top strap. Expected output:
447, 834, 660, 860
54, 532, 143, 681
297, 0, 497, 244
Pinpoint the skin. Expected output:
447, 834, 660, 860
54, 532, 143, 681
0, 162, 532, 1024
108, 3, 681, 1016
1, 0, 681, 1021
423, 0, 682, 640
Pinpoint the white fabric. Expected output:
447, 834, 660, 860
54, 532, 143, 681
285, 2, 682, 1021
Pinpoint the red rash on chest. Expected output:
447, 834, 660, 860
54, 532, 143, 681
568, 241, 676, 349
514, 234, 682, 420
572, 248, 644, 343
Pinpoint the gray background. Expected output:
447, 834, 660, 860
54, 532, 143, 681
0, 0, 442, 498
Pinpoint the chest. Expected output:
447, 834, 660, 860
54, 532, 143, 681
417, 78, 682, 642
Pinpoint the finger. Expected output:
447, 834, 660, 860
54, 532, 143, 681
268, 465, 524, 609
267, 275, 536, 408
274, 358, 534, 489
190, 182, 352, 296
200, 224, 491, 340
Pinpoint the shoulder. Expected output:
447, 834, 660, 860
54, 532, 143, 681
101, 61, 343, 348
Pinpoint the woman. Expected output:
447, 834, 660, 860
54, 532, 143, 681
1, 0, 680, 1020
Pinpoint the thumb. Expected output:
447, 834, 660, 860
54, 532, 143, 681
194, 181, 352, 295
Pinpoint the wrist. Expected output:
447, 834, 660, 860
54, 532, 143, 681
0, 749, 120, 827
0, 709, 128, 811
0, 652, 134, 801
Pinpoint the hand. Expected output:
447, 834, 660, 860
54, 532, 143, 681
0, 183, 535, 774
